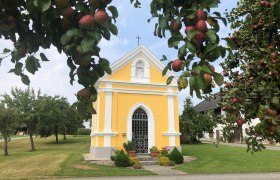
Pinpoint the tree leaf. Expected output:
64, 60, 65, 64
34, 0, 51, 12
109, 23, 118, 35
40, 53, 49, 61
20, 74, 30, 85
26, 56, 40, 74
213, 72, 224, 86
271, 96, 279, 104
205, 29, 217, 43
108, 6, 118, 19
167, 76, 174, 85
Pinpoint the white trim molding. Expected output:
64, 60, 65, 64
99, 88, 177, 96
91, 132, 119, 137
98, 80, 178, 88
163, 132, 181, 136
127, 102, 155, 152
131, 59, 150, 83
99, 45, 178, 86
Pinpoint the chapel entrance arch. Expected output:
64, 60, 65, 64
132, 108, 148, 153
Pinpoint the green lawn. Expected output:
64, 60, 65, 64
176, 143, 280, 174
0, 136, 154, 179
0, 135, 27, 140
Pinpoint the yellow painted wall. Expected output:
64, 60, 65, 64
91, 47, 181, 151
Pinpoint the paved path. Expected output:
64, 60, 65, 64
142, 165, 187, 176
62, 172, 280, 180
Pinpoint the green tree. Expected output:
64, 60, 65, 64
180, 98, 216, 143
2, 87, 40, 151
0, 102, 19, 155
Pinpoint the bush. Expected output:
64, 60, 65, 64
159, 149, 169, 158
132, 162, 142, 169
129, 157, 139, 166
149, 146, 158, 152
77, 128, 91, 135
114, 150, 130, 167
123, 140, 135, 151
169, 148, 184, 164
168, 160, 175, 166
158, 156, 169, 166
110, 155, 115, 161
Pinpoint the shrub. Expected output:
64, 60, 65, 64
114, 150, 130, 167
77, 128, 91, 135
129, 157, 139, 166
132, 162, 142, 169
168, 160, 175, 166
169, 147, 184, 164
158, 156, 169, 166
123, 140, 135, 151
110, 155, 115, 161
159, 149, 169, 158
149, 146, 158, 152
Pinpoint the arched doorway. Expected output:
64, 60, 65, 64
132, 108, 148, 153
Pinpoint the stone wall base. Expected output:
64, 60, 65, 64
90, 146, 116, 160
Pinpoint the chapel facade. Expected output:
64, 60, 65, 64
90, 45, 181, 159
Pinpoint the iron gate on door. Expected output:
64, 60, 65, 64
132, 108, 148, 153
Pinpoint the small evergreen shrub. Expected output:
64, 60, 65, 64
158, 156, 170, 166
114, 150, 130, 167
110, 155, 115, 161
129, 157, 139, 166
77, 128, 91, 135
132, 162, 142, 169
123, 140, 135, 151
169, 147, 184, 164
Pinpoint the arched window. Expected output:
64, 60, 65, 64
136, 61, 144, 77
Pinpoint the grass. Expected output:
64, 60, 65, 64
0, 136, 154, 179
176, 143, 280, 174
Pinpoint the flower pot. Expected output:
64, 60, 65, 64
150, 151, 159, 157
128, 150, 136, 157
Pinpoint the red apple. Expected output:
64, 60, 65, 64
94, 10, 109, 25
204, 73, 212, 84
260, 0, 266, 6
236, 119, 244, 127
79, 15, 95, 30
78, 88, 91, 98
232, 97, 239, 103
268, 126, 277, 133
55, 0, 69, 9
232, 71, 239, 76
195, 32, 205, 45
268, 45, 274, 50
195, 20, 207, 32
252, 25, 258, 30
230, 36, 236, 41
271, 69, 278, 77
196, 10, 206, 20
225, 82, 231, 88
271, 52, 277, 59
172, 59, 183, 72
210, 65, 215, 72
266, 108, 278, 116
61, 7, 74, 19
271, 59, 277, 64
185, 25, 195, 33
223, 71, 229, 76
170, 19, 182, 31
265, 2, 271, 8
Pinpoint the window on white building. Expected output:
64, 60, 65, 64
136, 61, 144, 77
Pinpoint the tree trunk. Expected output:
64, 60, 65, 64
4, 137, 8, 156
29, 131, 35, 151
63, 130, 67, 140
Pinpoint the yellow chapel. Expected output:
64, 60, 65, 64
90, 45, 181, 159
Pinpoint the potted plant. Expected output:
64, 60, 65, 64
149, 146, 159, 157
123, 140, 136, 157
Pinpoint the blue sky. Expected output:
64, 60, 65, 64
0, 1, 236, 114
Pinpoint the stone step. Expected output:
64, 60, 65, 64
139, 160, 158, 166
137, 156, 158, 161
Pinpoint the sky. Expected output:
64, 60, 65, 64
0, 1, 236, 114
